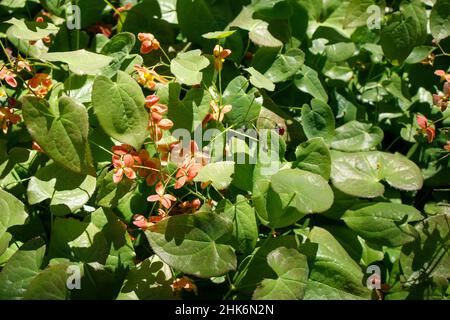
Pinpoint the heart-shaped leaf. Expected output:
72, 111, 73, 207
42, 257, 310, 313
342, 203, 423, 247
22, 95, 94, 175
252, 247, 309, 300
92, 71, 148, 150
5, 17, 58, 41
194, 161, 235, 190
39, 50, 113, 75
303, 227, 372, 300
331, 121, 384, 152
219, 195, 258, 255
24, 263, 70, 300
294, 137, 331, 180
145, 211, 237, 278
0, 190, 28, 257
331, 151, 423, 198
258, 168, 334, 228
170, 49, 210, 86
301, 99, 335, 143
245, 67, 275, 91
264, 48, 305, 83
294, 65, 328, 102
222, 76, 262, 126
0, 238, 46, 300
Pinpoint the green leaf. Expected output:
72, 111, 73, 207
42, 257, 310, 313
405, 46, 436, 64
252, 247, 309, 300
303, 227, 372, 300
325, 42, 356, 62
145, 211, 237, 278
101, 32, 136, 55
301, 99, 335, 143
95, 169, 136, 209
401, 214, 450, 282
202, 30, 237, 39
27, 162, 96, 216
343, 0, 376, 29
91, 208, 136, 271
324, 225, 384, 267
117, 255, 177, 300
222, 76, 263, 126
244, 67, 275, 91
170, 50, 210, 86
0, 189, 28, 256
229, 6, 283, 48
342, 203, 423, 247
380, 12, 421, 64
252, 0, 293, 20
294, 138, 331, 180
294, 65, 328, 102
264, 48, 305, 83
235, 236, 298, 296
92, 71, 148, 150
194, 161, 235, 190
166, 83, 211, 132
39, 50, 113, 75
324, 65, 354, 82
430, 0, 450, 41
331, 121, 384, 152
401, 0, 427, 44
0, 238, 46, 300
24, 264, 69, 300
259, 169, 334, 228
5, 17, 58, 41
219, 195, 258, 255
330, 151, 423, 198
48, 217, 108, 264
22, 96, 94, 175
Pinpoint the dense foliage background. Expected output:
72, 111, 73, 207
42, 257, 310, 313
0, 0, 449, 300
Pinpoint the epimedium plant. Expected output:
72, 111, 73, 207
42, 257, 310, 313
0, 0, 449, 300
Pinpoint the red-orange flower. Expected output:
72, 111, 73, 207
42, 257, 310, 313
28, 73, 53, 97
137, 149, 161, 186
213, 45, 231, 71
113, 154, 137, 183
0, 66, 17, 88
417, 115, 435, 143
171, 277, 198, 295
174, 157, 202, 189
0, 107, 21, 134
203, 101, 232, 125
111, 144, 141, 184
138, 33, 160, 54
134, 65, 168, 90
147, 182, 177, 209
435, 70, 450, 82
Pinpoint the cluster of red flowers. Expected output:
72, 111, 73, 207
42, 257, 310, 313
433, 70, 450, 112
138, 33, 160, 55
145, 94, 173, 141
1, 55, 53, 134
110, 41, 239, 235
